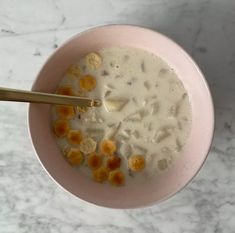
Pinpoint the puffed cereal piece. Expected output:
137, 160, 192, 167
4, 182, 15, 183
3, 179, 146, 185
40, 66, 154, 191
76, 106, 88, 113
66, 148, 84, 166
106, 155, 121, 171
100, 140, 116, 156
66, 64, 81, 78
93, 166, 109, 183
108, 170, 125, 186
55, 105, 75, 119
79, 75, 97, 91
128, 155, 145, 172
85, 52, 102, 70
79, 137, 97, 154
87, 153, 103, 170
57, 86, 74, 96
53, 119, 70, 137
67, 130, 83, 145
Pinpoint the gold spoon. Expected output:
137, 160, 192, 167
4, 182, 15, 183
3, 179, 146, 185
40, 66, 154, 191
0, 87, 101, 107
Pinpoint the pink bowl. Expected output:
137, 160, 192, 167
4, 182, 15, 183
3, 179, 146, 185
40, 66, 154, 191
28, 25, 214, 208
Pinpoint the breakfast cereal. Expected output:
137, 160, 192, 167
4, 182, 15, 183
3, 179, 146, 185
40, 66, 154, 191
79, 137, 97, 154
87, 153, 103, 170
93, 166, 109, 183
53, 119, 70, 137
128, 155, 146, 172
108, 170, 125, 186
100, 140, 117, 156
66, 148, 84, 166
85, 52, 102, 70
67, 130, 83, 145
51, 46, 192, 187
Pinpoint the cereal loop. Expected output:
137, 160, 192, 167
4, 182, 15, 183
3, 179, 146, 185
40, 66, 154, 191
79, 75, 97, 91
93, 166, 109, 183
108, 170, 125, 186
128, 155, 145, 172
66, 148, 84, 166
100, 140, 116, 156
53, 119, 70, 137
85, 52, 102, 70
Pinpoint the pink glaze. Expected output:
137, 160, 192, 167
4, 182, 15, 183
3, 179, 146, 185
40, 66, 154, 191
28, 25, 214, 208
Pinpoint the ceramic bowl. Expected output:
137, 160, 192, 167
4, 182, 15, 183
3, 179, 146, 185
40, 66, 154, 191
28, 25, 214, 208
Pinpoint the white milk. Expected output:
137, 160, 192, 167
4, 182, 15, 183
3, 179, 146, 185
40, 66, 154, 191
52, 46, 192, 184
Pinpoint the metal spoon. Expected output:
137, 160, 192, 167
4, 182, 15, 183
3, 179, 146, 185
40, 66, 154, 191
0, 87, 101, 107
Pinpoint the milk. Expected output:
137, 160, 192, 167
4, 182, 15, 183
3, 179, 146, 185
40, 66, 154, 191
52, 46, 192, 184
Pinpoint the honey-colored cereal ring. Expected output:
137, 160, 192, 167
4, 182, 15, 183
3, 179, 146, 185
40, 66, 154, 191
100, 140, 116, 156
108, 170, 125, 186
128, 155, 145, 172
67, 130, 83, 145
57, 86, 75, 96
79, 75, 97, 91
53, 119, 70, 137
87, 153, 103, 170
55, 105, 75, 119
106, 155, 121, 171
66, 148, 84, 166
93, 166, 109, 183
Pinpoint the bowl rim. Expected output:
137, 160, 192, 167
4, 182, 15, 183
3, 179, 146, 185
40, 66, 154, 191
28, 24, 215, 209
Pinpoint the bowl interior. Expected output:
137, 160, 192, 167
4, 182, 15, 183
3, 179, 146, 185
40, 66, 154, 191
28, 25, 214, 208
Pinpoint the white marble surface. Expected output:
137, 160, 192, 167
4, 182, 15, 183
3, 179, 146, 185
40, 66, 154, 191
0, 0, 235, 232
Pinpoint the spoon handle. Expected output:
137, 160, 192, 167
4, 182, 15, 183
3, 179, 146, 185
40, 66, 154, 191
0, 87, 101, 107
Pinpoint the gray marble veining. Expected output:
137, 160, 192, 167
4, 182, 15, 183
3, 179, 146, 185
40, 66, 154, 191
0, 0, 235, 232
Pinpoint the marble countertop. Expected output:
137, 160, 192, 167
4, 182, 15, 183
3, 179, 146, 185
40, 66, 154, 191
0, 0, 235, 232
